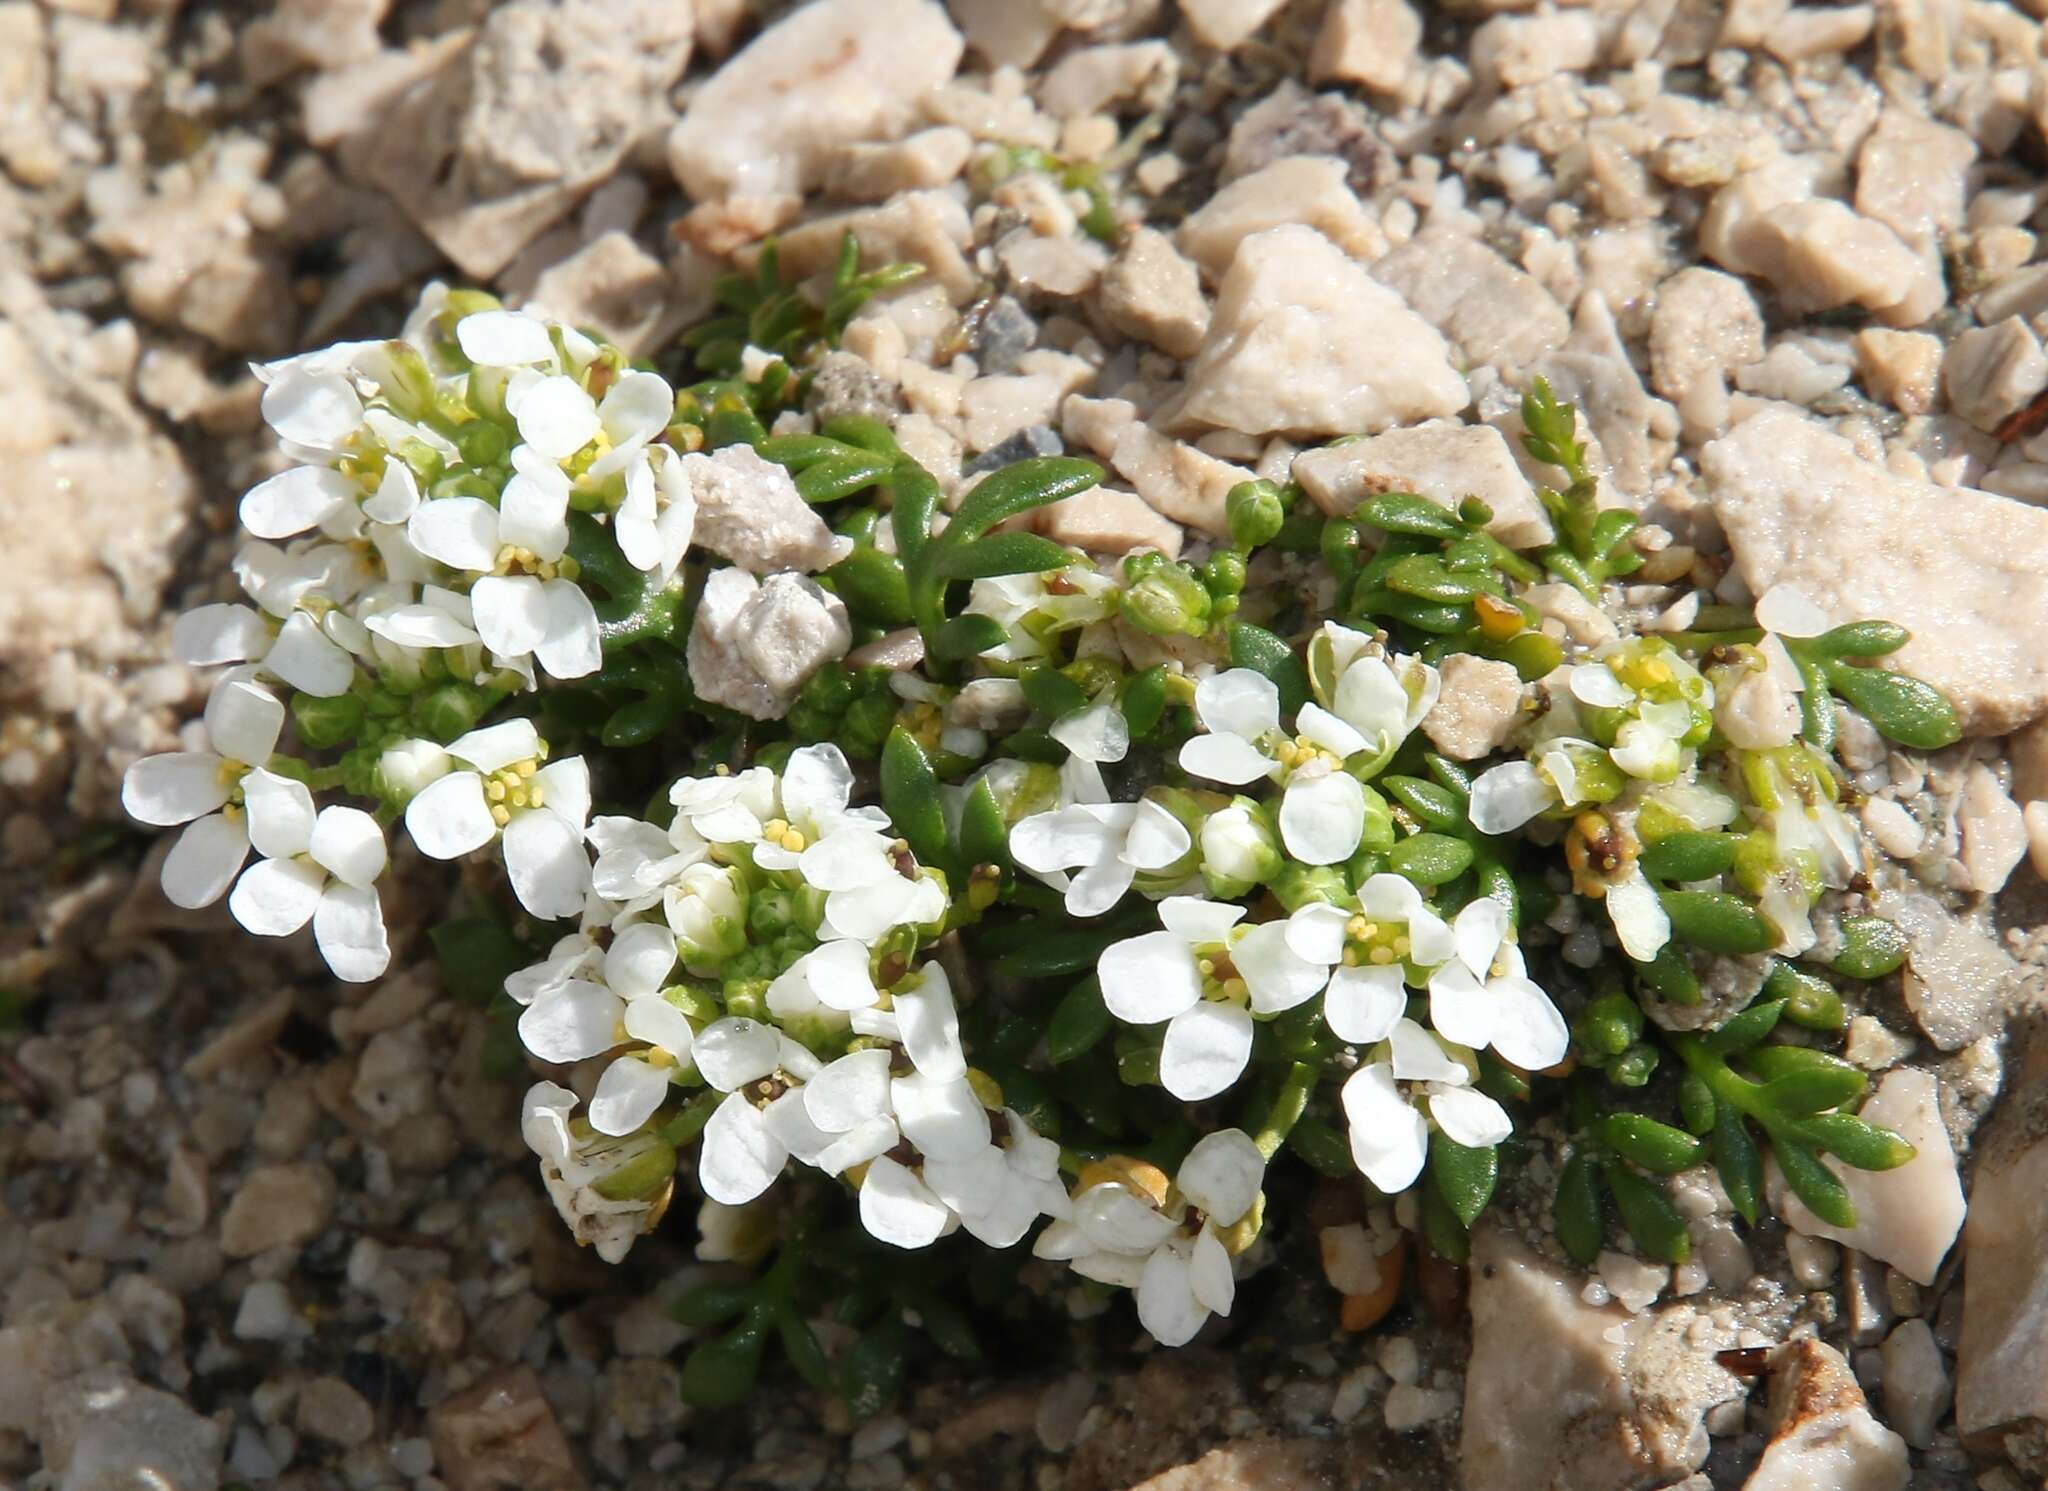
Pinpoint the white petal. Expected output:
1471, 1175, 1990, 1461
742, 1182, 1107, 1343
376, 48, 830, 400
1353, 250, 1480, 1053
448, 719, 541, 773
892, 1074, 992, 1160
623, 995, 696, 1060
1073, 1184, 1176, 1254
1388, 1017, 1468, 1085
893, 969, 966, 1082
499, 470, 571, 562
312, 882, 390, 982
1278, 771, 1366, 866
922, 1145, 1006, 1221
533, 756, 590, 831
241, 767, 316, 860
1188, 1227, 1235, 1317
123, 752, 231, 826
472, 574, 549, 660
1569, 664, 1633, 709
1136, 1248, 1205, 1347
1011, 807, 1121, 873
1607, 867, 1673, 962
1050, 701, 1130, 764
241, 466, 353, 540
589, 1056, 671, 1136
606, 921, 679, 1000
1179, 731, 1279, 786
1428, 1085, 1513, 1148
408, 497, 501, 573
404, 772, 497, 859
813, 1113, 899, 1176
692, 1017, 781, 1092
1756, 583, 1830, 638
516, 375, 600, 460
206, 676, 286, 765
1195, 668, 1281, 738
1098, 931, 1202, 1024
265, 612, 356, 696
262, 369, 362, 449
162, 813, 250, 909
519, 979, 622, 1062
1407, 905, 1456, 967
362, 461, 419, 525
1065, 856, 1138, 918
599, 370, 675, 443
1324, 964, 1407, 1045
1453, 897, 1510, 979
457, 309, 557, 366
1284, 902, 1350, 965
1121, 798, 1192, 871
801, 939, 883, 1013
1358, 872, 1424, 922
535, 578, 602, 680
502, 808, 591, 919
1334, 655, 1412, 740
1070, 1249, 1148, 1290
172, 603, 270, 666
782, 744, 854, 824
798, 824, 893, 891
1296, 701, 1369, 760
1158, 896, 1246, 944
859, 1155, 951, 1250
1426, 963, 1496, 1053
1159, 1003, 1253, 1101
363, 604, 482, 649
1235, 920, 1329, 1014
1467, 761, 1557, 836
228, 856, 323, 936
1342, 1062, 1428, 1193
1176, 1128, 1264, 1226
700, 1093, 787, 1205
762, 1090, 834, 1164
805, 1049, 895, 1133
1490, 976, 1571, 1071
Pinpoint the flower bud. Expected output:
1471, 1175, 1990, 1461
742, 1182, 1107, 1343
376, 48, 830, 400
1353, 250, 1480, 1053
1121, 557, 1212, 637
1226, 479, 1286, 549
1199, 800, 1283, 899
416, 683, 493, 742
293, 690, 363, 750
666, 863, 749, 968
1610, 719, 1682, 782
1270, 861, 1348, 911
375, 738, 452, 805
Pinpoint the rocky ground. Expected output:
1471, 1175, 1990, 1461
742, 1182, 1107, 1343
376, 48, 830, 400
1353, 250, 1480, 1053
7, 0, 2048, 1489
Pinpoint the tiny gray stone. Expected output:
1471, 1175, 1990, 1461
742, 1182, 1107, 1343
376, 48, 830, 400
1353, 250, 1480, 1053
962, 424, 1062, 477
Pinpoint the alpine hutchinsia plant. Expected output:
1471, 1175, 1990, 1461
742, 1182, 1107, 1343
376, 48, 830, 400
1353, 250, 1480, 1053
126, 254, 1961, 1411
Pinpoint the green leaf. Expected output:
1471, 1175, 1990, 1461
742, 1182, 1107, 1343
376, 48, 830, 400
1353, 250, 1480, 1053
1702, 999, 1786, 1056
796, 452, 895, 503
825, 546, 914, 625
1679, 1072, 1716, 1135
1639, 831, 1740, 883
1385, 554, 1495, 604
1288, 1118, 1356, 1179
989, 922, 1133, 980
1821, 661, 1961, 750
1019, 665, 1091, 720
881, 728, 948, 867
1048, 975, 1113, 1064
839, 1319, 910, 1421
679, 1314, 768, 1409
429, 918, 531, 1005
1357, 491, 1465, 540
1809, 620, 1909, 658
778, 1311, 834, 1392
1389, 832, 1475, 887
1418, 1180, 1471, 1263
1630, 943, 1702, 1005
1793, 649, 1837, 753
910, 1294, 982, 1361
945, 457, 1103, 545
934, 530, 1074, 581
1758, 1067, 1867, 1116
1225, 622, 1310, 715
890, 462, 942, 571
1602, 1161, 1691, 1264
822, 413, 900, 455
929, 613, 1009, 661
1600, 1113, 1704, 1174
1381, 775, 1468, 834
1764, 962, 1845, 1030
957, 778, 1011, 871
670, 1280, 757, 1327
1774, 1139, 1856, 1228
1119, 666, 1169, 739
1659, 890, 1778, 955
1800, 1112, 1916, 1171
1713, 1104, 1762, 1225
1429, 1132, 1499, 1227
1555, 1150, 1606, 1265
1830, 915, 1908, 980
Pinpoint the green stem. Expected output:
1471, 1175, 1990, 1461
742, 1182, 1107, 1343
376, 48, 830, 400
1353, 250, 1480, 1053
1254, 1061, 1320, 1161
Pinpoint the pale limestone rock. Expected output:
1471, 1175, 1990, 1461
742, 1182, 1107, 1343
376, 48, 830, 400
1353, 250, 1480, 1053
948, 0, 1064, 66
43, 1369, 225, 1491
1854, 329, 1943, 415
1597, 1251, 1670, 1314
1882, 884, 2023, 1050
1317, 1223, 1383, 1295
1461, 1228, 1741, 1491
2016, 717, 2048, 801
345, 2, 693, 280
1943, 317, 2048, 433
1038, 41, 1178, 119
0, 1322, 72, 1437
1764, 3, 1876, 59
1000, 231, 1110, 298
1098, 227, 1209, 357
1372, 229, 1570, 373
1770, 1069, 1964, 1287
822, 127, 973, 203
1703, 407, 2048, 736
298, 1377, 377, 1449
1422, 655, 1525, 761
1855, 109, 1975, 249
520, 232, 675, 358
668, 0, 960, 206
1744, 1339, 1908, 1491
1309, 0, 1421, 92
1880, 1320, 1949, 1449
1525, 583, 1619, 646
2030, 800, 2048, 880
962, 374, 1066, 453
1698, 154, 1845, 278
1469, 11, 1600, 91
1977, 261, 2048, 325
1180, 0, 1289, 51
240, 0, 389, 84
1741, 199, 1944, 327
1715, 667, 1801, 750
0, 4, 62, 186
685, 445, 854, 575
1860, 798, 1924, 860
755, 190, 977, 304
220, 1163, 336, 1258
1063, 395, 1254, 537
1177, 156, 1383, 280
1034, 486, 1184, 559
429, 1367, 581, 1491
1293, 421, 1552, 548
1957, 762, 2027, 894
1179, 226, 1467, 439
687, 569, 852, 721
1648, 267, 1765, 402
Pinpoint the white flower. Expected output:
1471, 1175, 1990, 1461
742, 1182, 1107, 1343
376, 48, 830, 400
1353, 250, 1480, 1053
586, 993, 700, 1137
1197, 801, 1282, 897
1424, 899, 1568, 1071
962, 569, 1117, 663
1097, 898, 1330, 1102
1178, 669, 1371, 867
923, 1109, 1072, 1248
587, 812, 710, 916
669, 766, 778, 843
1304, 623, 1439, 774
763, 938, 881, 1028
226, 776, 391, 983
1340, 1019, 1512, 1194
123, 678, 295, 910
1032, 1129, 1265, 1346
1010, 797, 1192, 917
171, 600, 358, 698
749, 745, 891, 873
1604, 866, 1673, 962
1466, 737, 1604, 835
615, 445, 696, 587
402, 719, 591, 918
361, 583, 484, 655
665, 862, 748, 967
507, 373, 601, 460
807, 825, 948, 943
522, 1081, 669, 1264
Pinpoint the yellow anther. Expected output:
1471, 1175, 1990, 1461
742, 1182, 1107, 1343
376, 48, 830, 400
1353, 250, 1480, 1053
780, 829, 806, 852
1370, 946, 1395, 965
764, 819, 789, 839
528, 786, 544, 809
1347, 915, 1369, 939
518, 760, 537, 778
508, 787, 529, 809
491, 804, 511, 827
1197, 958, 1216, 976
646, 1047, 678, 1069
487, 779, 507, 802
1392, 935, 1411, 957
1342, 949, 1361, 967
1219, 977, 1248, 1002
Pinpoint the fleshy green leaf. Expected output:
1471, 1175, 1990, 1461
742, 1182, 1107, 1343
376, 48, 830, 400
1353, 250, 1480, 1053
825, 546, 914, 625
1639, 831, 1740, 883
1599, 1113, 1704, 1174
1701, 999, 1786, 1056
1119, 666, 1169, 738
1019, 665, 1091, 720
839, 1319, 910, 1421
881, 728, 947, 868
1602, 1160, 1691, 1264
1800, 1112, 1916, 1171
890, 463, 941, 571
929, 614, 1009, 661
1048, 975, 1113, 1064
1774, 1139, 1856, 1228
1429, 1131, 1498, 1228
945, 457, 1103, 545
1555, 1149, 1606, 1265
1830, 915, 1908, 979
957, 778, 1011, 871
933, 531, 1073, 581
1659, 890, 1778, 955
1226, 621, 1310, 715
680, 1314, 769, 1408
429, 918, 531, 1005
1809, 620, 1909, 659
1389, 832, 1475, 887
1821, 661, 1961, 750
1713, 1104, 1762, 1225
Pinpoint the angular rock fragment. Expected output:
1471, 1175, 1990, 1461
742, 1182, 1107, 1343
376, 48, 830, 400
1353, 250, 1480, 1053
430, 1367, 583, 1491
687, 570, 852, 722
1943, 317, 2048, 433
1292, 421, 1552, 548
1373, 230, 1570, 373
1033, 486, 1184, 559
43, 1368, 226, 1491
1180, 0, 1290, 52
1422, 655, 1526, 761
1177, 156, 1383, 280
1648, 267, 1765, 402
1178, 226, 1467, 440
1854, 108, 1975, 249
1744, 1338, 1908, 1491
521, 232, 676, 358
1309, 0, 1422, 92
1100, 227, 1210, 357
684, 445, 854, 575
1704, 407, 2048, 736
1064, 396, 1254, 537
